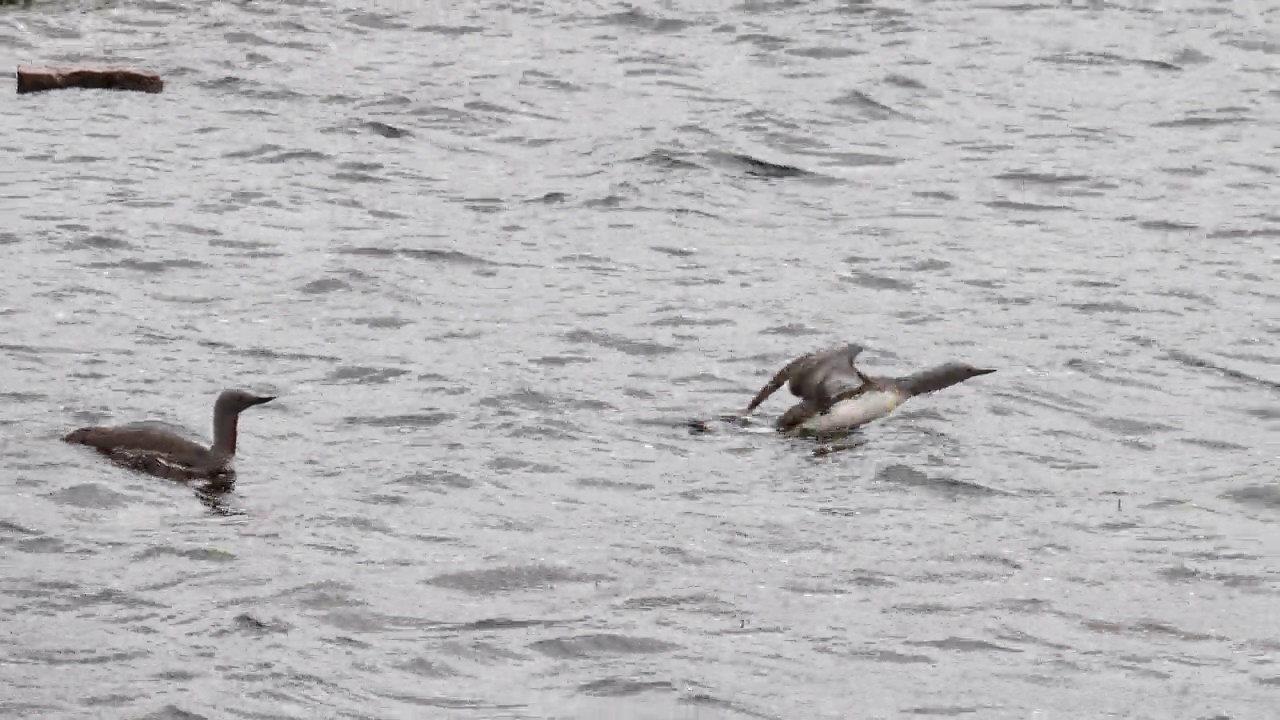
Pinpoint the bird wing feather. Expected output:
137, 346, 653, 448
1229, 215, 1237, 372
743, 343, 870, 414
65, 426, 211, 466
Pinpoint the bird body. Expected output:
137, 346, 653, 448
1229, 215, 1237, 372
64, 389, 275, 480
740, 345, 996, 437
794, 388, 906, 436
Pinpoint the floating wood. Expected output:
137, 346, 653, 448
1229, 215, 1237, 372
16, 66, 164, 94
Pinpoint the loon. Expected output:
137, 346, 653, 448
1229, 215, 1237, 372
743, 343, 871, 430
64, 389, 275, 481
742, 344, 996, 437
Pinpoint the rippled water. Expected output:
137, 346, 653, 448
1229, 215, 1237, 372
2, 0, 1278, 717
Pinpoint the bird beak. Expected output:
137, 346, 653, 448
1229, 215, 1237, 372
252, 395, 277, 406
974, 368, 997, 376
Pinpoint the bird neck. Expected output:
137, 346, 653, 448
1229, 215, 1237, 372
211, 411, 239, 458
897, 367, 970, 397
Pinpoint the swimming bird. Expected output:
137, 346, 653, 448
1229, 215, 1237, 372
685, 344, 871, 434
732, 344, 995, 437
741, 343, 873, 429
784, 361, 996, 437
64, 389, 276, 481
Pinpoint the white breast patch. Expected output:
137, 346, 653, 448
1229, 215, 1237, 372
800, 390, 904, 434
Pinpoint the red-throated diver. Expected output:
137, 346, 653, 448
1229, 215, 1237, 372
742, 345, 995, 437
64, 389, 275, 480
787, 361, 996, 437
742, 343, 872, 430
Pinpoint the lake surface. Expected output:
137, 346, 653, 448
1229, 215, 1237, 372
1, 0, 1278, 718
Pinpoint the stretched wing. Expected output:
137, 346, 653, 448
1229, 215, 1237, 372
787, 344, 869, 409
743, 352, 815, 414
743, 343, 866, 414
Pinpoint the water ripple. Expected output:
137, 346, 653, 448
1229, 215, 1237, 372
2, 0, 1277, 717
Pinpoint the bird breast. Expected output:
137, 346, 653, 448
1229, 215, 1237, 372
799, 390, 904, 434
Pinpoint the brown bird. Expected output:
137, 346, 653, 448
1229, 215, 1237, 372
64, 389, 276, 481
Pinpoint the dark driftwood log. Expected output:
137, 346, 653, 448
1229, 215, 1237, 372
16, 66, 164, 94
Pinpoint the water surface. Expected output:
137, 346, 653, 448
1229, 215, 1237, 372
1, 0, 1278, 717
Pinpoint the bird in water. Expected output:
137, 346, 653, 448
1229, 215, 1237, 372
741, 343, 873, 432
690, 344, 995, 452
63, 389, 276, 482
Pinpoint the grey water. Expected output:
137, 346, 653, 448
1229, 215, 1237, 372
1, 0, 1278, 717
